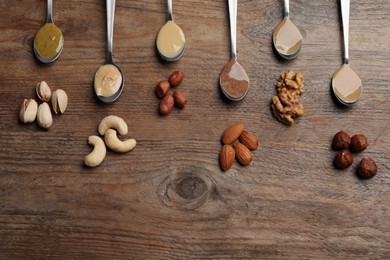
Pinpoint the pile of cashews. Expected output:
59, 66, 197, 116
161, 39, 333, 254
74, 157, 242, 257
84, 115, 136, 167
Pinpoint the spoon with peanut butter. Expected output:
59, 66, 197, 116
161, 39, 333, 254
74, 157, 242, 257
219, 0, 249, 101
94, 0, 124, 103
156, 0, 186, 62
272, 0, 303, 59
332, 0, 362, 105
33, 0, 64, 63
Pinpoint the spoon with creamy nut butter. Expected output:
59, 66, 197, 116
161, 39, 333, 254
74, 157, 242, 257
156, 0, 186, 62
94, 0, 124, 103
332, 0, 362, 105
219, 0, 249, 101
33, 0, 64, 63
272, 0, 303, 59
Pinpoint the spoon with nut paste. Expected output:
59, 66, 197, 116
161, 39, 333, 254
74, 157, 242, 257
332, 0, 362, 105
272, 0, 303, 59
33, 0, 64, 63
219, 0, 249, 101
94, 0, 124, 103
156, 0, 186, 62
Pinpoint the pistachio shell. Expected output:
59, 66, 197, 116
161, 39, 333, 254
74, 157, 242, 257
36, 81, 51, 102
51, 89, 68, 114
19, 98, 38, 123
37, 102, 53, 129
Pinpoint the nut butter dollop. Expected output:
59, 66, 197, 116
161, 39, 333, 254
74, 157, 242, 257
220, 59, 250, 100
94, 64, 122, 97
156, 21, 185, 60
34, 23, 64, 59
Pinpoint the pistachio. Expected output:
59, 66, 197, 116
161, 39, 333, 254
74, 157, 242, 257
51, 89, 68, 114
19, 98, 38, 123
37, 102, 53, 129
36, 81, 51, 102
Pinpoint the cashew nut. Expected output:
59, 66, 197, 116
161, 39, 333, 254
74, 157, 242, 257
104, 129, 136, 153
98, 115, 128, 136
84, 135, 106, 167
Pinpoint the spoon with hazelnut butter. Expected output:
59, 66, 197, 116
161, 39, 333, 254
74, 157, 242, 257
94, 0, 124, 103
219, 0, 250, 101
332, 0, 362, 105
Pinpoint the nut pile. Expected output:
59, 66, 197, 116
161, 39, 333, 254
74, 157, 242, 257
219, 123, 259, 172
332, 131, 377, 178
84, 115, 136, 167
271, 70, 304, 126
19, 81, 68, 130
155, 70, 187, 115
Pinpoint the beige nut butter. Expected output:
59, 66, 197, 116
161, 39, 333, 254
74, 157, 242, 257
94, 64, 122, 97
156, 21, 185, 59
332, 64, 362, 103
34, 23, 64, 59
273, 18, 302, 56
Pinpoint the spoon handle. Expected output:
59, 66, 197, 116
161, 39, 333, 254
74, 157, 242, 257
46, 0, 53, 23
106, 0, 115, 62
284, 0, 289, 17
228, 0, 237, 59
341, 0, 350, 64
167, 0, 173, 21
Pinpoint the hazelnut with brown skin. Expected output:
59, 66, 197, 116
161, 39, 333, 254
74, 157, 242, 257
334, 149, 353, 169
350, 134, 368, 153
358, 158, 377, 178
332, 131, 351, 150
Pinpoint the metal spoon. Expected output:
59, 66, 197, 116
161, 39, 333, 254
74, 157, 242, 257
219, 0, 249, 101
332, 0, 362, 105
94, 0, 124, 103
156, 0, 186, 62
272, 0, 303, 59
33, 0, 64, 63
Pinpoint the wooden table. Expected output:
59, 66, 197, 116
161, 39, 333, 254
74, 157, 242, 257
1, 0, 389, 258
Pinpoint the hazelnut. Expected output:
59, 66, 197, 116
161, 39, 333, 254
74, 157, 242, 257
357, 158, 377, 179
334, 149, 353, 169
155, 80, 170, 98
332, 131, 351, 150
350, 134, 368, 153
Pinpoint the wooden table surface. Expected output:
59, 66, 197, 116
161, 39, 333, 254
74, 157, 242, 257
1, 0, 389, 259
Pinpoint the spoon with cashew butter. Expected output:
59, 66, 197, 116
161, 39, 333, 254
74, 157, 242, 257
94, 0, 124, 103
272, 0, 303, 59
332, 0, 362, 105
156, 0, 186, 62
219, 0, 249, 101
33, 0, 64, 63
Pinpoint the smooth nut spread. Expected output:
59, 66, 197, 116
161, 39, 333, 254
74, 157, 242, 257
94, 64, 122, 97
156, 21, 185, 59
34, 23, 64, 59
220, 59, 250, 100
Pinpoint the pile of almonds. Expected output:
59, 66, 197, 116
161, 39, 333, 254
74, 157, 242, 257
332, 131, 377, 178
219, 123, 258, 172
155, 70, 187, 115
19, 81, 68, 130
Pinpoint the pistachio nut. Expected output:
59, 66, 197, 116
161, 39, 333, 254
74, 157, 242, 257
19, 98, 38, 123
51, 89, 68, 114
36, 81, 51, 102
37, 102, 53, 129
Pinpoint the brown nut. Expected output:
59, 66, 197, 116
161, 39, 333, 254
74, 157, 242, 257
169, 70, 184, 87
233, 142, 252, 166
334, 149, 353, 169
159, 93, 174, 115
357, 157, 377, 179
221, 123, 244, 145
239, 131, 258, 151
219, 145, 235, 172
155, 80, 170, 98
350, 134, 368, 153
173, 91, 187, 108
332, 131, 351, 150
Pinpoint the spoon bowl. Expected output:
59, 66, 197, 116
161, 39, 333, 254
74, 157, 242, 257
33, 0, 64, 63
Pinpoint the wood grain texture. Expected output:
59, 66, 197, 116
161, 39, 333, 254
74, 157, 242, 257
0, 0, 389, 259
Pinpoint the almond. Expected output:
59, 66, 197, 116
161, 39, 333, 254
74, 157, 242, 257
239, 131, 258, 151
233, 142, 252, 166
221, 123, 244, 145
219, 145, 235, 172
